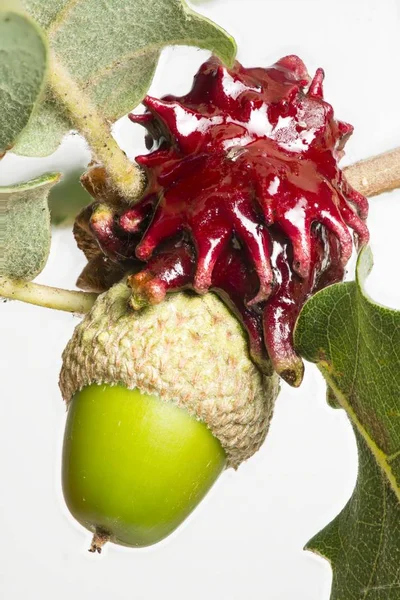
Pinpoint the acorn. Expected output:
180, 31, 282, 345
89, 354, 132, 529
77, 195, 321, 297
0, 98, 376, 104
60, 280, 279, 551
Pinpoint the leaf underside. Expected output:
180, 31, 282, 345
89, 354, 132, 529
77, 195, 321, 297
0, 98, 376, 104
15, 0, 237, 156
0, 173, 61, 280
0, 7, 48, 155
295, 247, 400, 600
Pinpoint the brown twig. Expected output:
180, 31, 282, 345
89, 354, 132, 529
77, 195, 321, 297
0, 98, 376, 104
345, 147, 400, 198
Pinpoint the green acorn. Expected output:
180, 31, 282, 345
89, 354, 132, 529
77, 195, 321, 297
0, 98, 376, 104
60, 281, 279, 551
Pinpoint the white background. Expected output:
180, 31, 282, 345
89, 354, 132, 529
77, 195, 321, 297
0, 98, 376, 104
1, 1, 400, 598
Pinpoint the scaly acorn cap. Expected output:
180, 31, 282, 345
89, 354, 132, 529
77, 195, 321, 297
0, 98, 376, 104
59, 281, 280, 469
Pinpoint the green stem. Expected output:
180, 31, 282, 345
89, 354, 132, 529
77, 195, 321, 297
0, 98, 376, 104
0, 277, 98, 313
48, 54, 145, 202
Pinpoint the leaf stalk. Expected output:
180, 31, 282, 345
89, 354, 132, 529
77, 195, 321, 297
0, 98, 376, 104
0, 277, 97, 314
48, 54, 145, 202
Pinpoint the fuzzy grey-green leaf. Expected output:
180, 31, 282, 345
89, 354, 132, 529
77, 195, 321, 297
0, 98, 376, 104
0, 173, 61, 279
295, 247, 400, 600
13, 96, 70, 156
0, 7, 48, 154
16, 0, 236, 157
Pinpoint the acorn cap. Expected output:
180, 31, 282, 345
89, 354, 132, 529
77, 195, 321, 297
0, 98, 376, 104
60, 282, 279, 469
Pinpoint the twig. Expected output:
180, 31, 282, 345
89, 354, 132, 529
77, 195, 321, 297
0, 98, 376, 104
345, 147, 400, 197
0, 277, 98, 314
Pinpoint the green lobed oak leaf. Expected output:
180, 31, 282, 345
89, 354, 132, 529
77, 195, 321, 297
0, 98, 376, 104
295, 246, 400, 600
14, 0, 237, 157
0, 173, 61, 280
0, 2, 48, 155
308, 429, 400, 600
